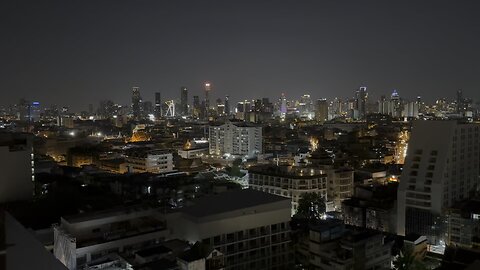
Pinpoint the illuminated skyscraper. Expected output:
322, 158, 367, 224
204, 82, 211, 119
154, 92, 162, 119
131, 87, 143, 120
279, 93, 287, 118
180, 86, 188, 116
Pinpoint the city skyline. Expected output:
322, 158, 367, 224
2, 0, 480, 110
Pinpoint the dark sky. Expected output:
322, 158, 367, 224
2, 0, 480, 111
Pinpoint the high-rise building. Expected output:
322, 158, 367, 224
209, 120, 262, 157
279, 93, 287, 118
131, 87, 143, 120
216, 98, 224, 116
456, 89, 464, 114
204, 82, 211, 119
355, 86, 368, 119
192, 95, 200, 119
397, 121, 480, 241
180, 86, 188, 116
224, 95, 230, 116
315, 99, 328, 123
154, 92, 162, 119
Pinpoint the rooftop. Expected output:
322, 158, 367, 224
180, 189, 289, 218
62, 205, 157, 224
248, 165, 326, 179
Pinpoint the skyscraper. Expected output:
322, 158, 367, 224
397, 121, 480, 242
355, 86, 368, 119
224, 95, 230, 116
180, 86, 188, 116
315, 99, 328, 123
204, 82, 211, 119
154, 92, 162, 119
131, 87, 142, 120
193, 95, 200, 119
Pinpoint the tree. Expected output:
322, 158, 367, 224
393, 246, 427, 270
296, 192, 326, 220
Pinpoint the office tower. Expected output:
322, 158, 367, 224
390, 89, 402, 117
131, 87, 143, 120
193, 95, 200, 119
216, 98, 224, 116
154, 92, 162, 119
279, 93, 287, 117
170, 189, 292, 269
204, 82, 211, 119
355, 86, 368, 119
403, 101, 419, 118
397, 121, 480, 240
315, 99, 328, 123
27, 101, 41, 122
249, 165, 327, 216
0, 133, 34, 203
224, 95, 230, 115
180, 86, 188, 116
235, 100, 251, 121
456, 89, 464, 114
299, 94, 313, 115
209, 120, 262, 157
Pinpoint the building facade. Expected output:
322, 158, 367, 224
397, 121, 480, 240
248, 165, 327, 216
169, 189, 293, 270
125, 149, 174, 173
209, 121, 262, 157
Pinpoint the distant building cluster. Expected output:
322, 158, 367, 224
2, 86, 480, 270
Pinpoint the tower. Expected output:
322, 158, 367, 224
193, 95, 200, 119
355, 86, 368, 119
154, 92, 162, 119
131, 87, 143, 120
315, 99, 328, 123
204, 82, 211, 119
180, 87, 188, 116
224, 95, 230, 116
397, 121, 480, 242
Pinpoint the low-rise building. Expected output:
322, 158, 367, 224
169, 189, 292, 269
445, 199, 480, 249
53, 206, 169, 270
309, 223, 393, 270
125, 148, 174, 173
248, 165, 327, 216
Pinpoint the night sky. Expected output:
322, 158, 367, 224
2, 0, 480, 111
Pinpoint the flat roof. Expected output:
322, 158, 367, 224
181, 189, 289, 218
63, 205, 157, 224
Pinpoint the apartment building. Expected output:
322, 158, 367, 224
248, 165, 327, 216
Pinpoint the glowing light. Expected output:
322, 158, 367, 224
310, 137, 319, 152
69, 131, 75, 136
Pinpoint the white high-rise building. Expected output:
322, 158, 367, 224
209, 120, 262, 157
397, 121, 480, 239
